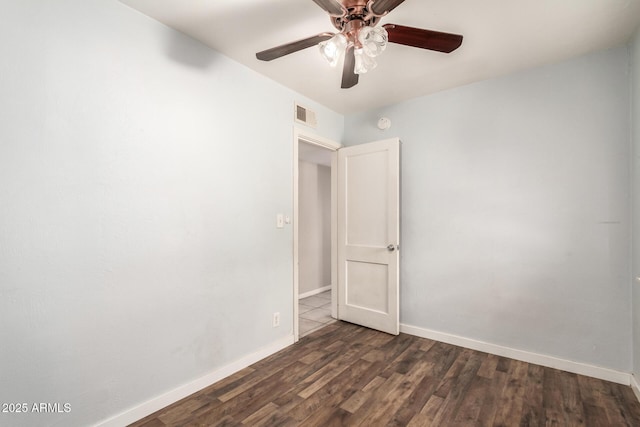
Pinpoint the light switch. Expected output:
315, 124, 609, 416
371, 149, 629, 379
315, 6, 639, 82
276, 214, 284, 229
285, 215, 291, 225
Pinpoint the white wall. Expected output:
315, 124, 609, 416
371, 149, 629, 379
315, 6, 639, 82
298, 160, 332, 295
0, 1, 343, 426
345, 46, 632, 372
632, 28, 640, 377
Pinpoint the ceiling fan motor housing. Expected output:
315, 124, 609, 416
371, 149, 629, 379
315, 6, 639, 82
331, 0, 381, 33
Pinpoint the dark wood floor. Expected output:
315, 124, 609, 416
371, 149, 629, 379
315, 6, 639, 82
130, 321, 640, 426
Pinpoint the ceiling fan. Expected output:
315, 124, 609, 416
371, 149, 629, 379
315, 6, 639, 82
256, 0, 463, 89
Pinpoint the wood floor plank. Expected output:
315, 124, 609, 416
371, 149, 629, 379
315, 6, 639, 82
216, 370, 282, 403
558, 370, 586, 425
361, 374, 386, 393
353, 359, 433, 426
187, 376, 289, 425
289, 358, 375, 422
302, 407, 353, 427
157, 395, 220, 426
433, 347, 472, 399
222, 378, 291, 422
338, 370, 387, 414
431, 350, 485, 424
477, 353, 500, 379
347, 372, 406, 424
599, 380, 638, 426
133, 419, 166, 427
418, 337, 437, 353
454, 373, 491, 424
496, 355, 512, 373
389, 342, 426, 375
519, 363, 544, 426
204, 367, 255, 391
492, 359, 528, 426
577, 375, 613, 427
239, 402, 278, 426
360, 348, 387, 363
245, 412, 299, 427
610, 382, 640, 424
296, 339, 374, 399
386, 372, 448, 426
128, 322, 640, 427
407, 394, 445, 426
389, 357, 441, 413
476, 369, 508, 426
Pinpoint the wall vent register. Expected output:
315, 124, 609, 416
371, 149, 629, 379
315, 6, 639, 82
295, 103, 317, 128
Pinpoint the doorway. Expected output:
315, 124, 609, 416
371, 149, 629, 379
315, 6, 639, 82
293, 129, 340, 341
293, 130, 401, 340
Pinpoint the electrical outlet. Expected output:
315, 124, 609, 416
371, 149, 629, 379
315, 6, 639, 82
272, 312, 280, 327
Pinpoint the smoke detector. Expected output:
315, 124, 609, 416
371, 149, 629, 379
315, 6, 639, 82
377, 117, 391, 130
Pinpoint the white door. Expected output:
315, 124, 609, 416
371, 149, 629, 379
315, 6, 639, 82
337, 138, 400, 335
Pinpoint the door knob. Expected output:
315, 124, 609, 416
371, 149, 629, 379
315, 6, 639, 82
387, 244, 397, 252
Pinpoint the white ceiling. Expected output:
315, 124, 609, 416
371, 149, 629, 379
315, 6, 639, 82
120, 0, 640, 114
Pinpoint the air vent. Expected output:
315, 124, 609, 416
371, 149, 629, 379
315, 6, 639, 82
294, 103, 317, 128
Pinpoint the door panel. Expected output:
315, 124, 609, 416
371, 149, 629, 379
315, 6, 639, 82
338, 138, 400, 335
346, 261, 389, 313
345, 150, 389, 246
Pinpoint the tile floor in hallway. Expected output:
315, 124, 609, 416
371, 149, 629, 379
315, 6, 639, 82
299, 290, 336, 338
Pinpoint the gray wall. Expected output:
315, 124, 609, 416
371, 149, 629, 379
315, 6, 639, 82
345, 46, 632, 371
0, 1, 343, 426
298, 161, 332, 295
632, 28, 640, 377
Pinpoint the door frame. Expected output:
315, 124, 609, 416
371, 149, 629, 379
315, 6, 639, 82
293, 127, 341, 342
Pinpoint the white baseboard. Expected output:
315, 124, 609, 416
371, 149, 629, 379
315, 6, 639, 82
631, 375, 640, 403
94, 334, 295, 427
299, 285, 331, 300
400, 323, 630, 386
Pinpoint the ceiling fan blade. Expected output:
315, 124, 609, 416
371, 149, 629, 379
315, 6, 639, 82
368, 0, 407, 15
341, 47, 359, 89
383, 24, 463, 53
256, 33, 334, 61
311, 0, 345, 16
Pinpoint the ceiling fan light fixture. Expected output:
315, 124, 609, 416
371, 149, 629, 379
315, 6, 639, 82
359, 26, 388, 57
319, 33, 347, 67
354, 47, 377, 74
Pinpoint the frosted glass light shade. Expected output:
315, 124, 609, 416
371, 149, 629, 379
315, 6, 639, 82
354, 47, 377, 74
359, 26, 388, 57
319, 34, 347, 67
